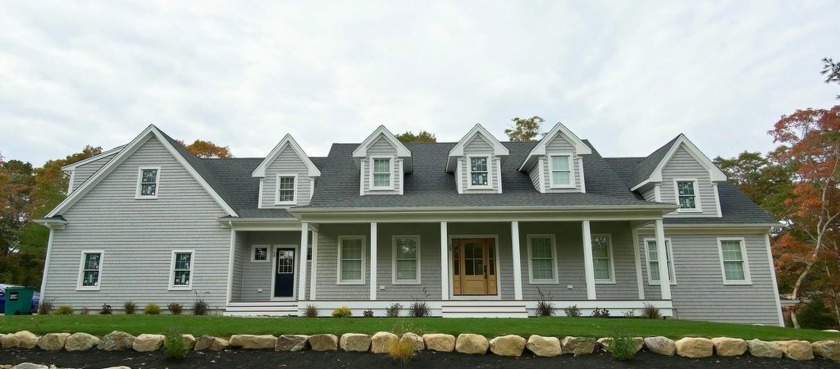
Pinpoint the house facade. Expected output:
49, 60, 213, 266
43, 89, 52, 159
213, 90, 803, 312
37, 123, 783, 325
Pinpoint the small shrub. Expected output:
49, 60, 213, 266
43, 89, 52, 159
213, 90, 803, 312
563, 304, 581, 317
622, 310, 635, 318
386, 303, 402, 318
535, 287, 555, 317
388, 339, 415, 364
124, 301, 136, 315
798, 298, 835, 330
363, 309, 374, 318
164, 327, 188, 360
591, 307, 610, 318
192, 298, 208, 316
100, 303, 113, 315
167, 303, 183, 315
54, 305, 74, 315
609, 330, 636, 361
408, 301, 431, 317
144, 303, 161, 315
642, 303, 661, 319
38, 298, 55, 315
304, 304, 318, 318
332, 306, 352, 318
80, 307, 90, 315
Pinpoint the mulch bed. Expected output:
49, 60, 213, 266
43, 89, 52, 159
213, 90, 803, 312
1, 348, 836, 369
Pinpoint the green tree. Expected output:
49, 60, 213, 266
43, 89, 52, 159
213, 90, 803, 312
713, 151, 794, 217
504, 116, 544, 141
822, 57, 840, 98
395, 131, 437, 143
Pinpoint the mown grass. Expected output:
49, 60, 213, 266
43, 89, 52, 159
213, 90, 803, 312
1, 315, 837, 342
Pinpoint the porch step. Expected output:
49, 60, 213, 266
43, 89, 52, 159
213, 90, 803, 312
224, 302, 298, 317
441, 301, 528, 318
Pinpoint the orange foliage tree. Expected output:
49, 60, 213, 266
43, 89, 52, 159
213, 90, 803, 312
177, 139, 233, 158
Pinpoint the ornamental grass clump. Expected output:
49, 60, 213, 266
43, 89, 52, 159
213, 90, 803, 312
164, 327, 188, 360
386, 303, 402, 318
642, 303, 661, 319
609, 330, 636, 361
304, 304, 318, 318
332, 306, 352, 318
167, 303, 183, 315
388, 339, 415, 364
535, 287, 555, 317
54, 305, 74, 315
144, 303, 161, 315
124, 300, 136, 315
563, 304, 581, 317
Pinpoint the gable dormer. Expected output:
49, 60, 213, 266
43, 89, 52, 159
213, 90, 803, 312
631, 134, 727, 217
446, 124, 509, 194
253, 134, 320, 208
353, 125, 412, 196
519, 122, 592, 193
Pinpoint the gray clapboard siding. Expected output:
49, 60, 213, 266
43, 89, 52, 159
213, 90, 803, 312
260, 146, 313, 208
230, 231, 245, 301
641, 187, 657, 202
660, 146, 719, 217
315, 224, 371, 300
375, 223, 442, 300
459, 136, 500, 194
361, 136, 402, 196
44, 137, 232, 310
71, 155, 115, 192
236, 231, 301, 302
528, 162, 542, 192
541, 135, 583, 193
637, 231, 780, 324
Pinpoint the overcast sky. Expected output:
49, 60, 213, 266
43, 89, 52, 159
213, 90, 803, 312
1, 1, 838, 166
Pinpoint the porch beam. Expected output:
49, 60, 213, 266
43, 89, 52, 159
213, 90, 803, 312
298, 223, 309, 300
655, 219, 672, 299
440, 221, 449, 300
581, 220, 597, 300
309, 229, 319, 300
370, 222, 378, 300
511, 221, 523, 300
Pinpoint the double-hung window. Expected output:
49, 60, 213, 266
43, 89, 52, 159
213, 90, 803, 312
77, 251, 103, 290
550, 155, 573, 187
275, 174, 297, 205
527, 235, 558, 284
469, 157, 490, 187
393, 236, 420, 284
371, 158, 393, 189
251, 245, 269, 262
718, 238, 751, 284
169, 250, 194, 290
591, 234, 614, 283
135, 167, 160, 198
645, 239, 675, 284
675, 180, 700, 211
338, 236, 365, 284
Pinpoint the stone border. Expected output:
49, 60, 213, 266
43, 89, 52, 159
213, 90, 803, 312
1, 331, 837, 362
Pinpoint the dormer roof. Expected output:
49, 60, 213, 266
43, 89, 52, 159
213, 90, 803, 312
252, 134, 321, 178
445, 123, 509, 172
518, 122, 592, 171
629, 134, 727, 191
352, 125, 413, 172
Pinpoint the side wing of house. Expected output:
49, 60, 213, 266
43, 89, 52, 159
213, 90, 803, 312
63, 146, 123, 193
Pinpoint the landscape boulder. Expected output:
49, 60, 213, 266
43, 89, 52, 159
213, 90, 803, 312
132, 334, 165, 352
1, 334, 21, 349
812, 340, 840, 361
489, 335, 526, 357
597, 337, 644, 353
340, 333, 371, 352
711, 337, 747, 357
309, 334, 338, 351
400, 332, 425, 351
371, 332, 399, 354
423, 333, 456, 352
36, 333, 71, 351
644, 336, 675, 356
747, 339, 782, 358
275, 335, 309, 351
64, 333, 100, 351
776, 340, 814, 361
182, 334, 196, 350
14, 331, 38, 349
194, 335, 229, 351
561, 336, 596, 356
526, 335, 561, 357
455, 334, 489, 354
229, 334, 277, 350
98, 331, 136, 351
675, 337, 714, 358
10, 364, 48, 369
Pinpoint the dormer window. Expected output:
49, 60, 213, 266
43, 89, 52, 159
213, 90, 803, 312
275, 174, 297, 205
135, 167, 160, 199
371, 157, 393, 190
549, 155, 574, 188
675, 179, 700, 211
469, 157, 490, 187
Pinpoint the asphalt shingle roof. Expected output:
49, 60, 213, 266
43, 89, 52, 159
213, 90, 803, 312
630, 135, 681, 186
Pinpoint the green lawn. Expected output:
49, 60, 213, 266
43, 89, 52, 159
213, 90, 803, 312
1, 315, 837, 342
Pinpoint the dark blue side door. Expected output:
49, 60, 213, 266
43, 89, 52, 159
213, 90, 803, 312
274, 249, 295, 298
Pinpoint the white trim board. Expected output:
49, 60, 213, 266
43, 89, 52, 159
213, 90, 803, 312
252, 134, 320, 178
630, 135, 727, 191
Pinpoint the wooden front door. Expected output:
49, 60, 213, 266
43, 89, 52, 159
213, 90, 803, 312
452, 238, 497, 295
273, 248, 295, 298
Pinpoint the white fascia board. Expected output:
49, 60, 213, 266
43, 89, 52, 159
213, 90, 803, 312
519, 122, 592, 172
60, 145, 125, 171
631, 135, 728, 189
446, 123, 509, 172
252, 134, 321, 178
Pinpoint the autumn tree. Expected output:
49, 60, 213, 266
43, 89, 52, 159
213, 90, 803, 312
504, 116, 544, 142
396, 131, 437, 143
177, 139, 232, 158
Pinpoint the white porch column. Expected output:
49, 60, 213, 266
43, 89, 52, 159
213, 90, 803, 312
225, 229, 236, 304
370, 222, 378, 300
581, 220, 597, 300
309, 229, 319, 301
511, 221, 523, 300
654, 219, 672, 300
440, 221, 449, 300
297, 223, 309, 301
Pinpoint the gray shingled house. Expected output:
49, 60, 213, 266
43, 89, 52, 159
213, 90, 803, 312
36, 123, 783, 325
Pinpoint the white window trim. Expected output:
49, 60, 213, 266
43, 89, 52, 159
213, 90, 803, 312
591, 233, 616, 284
76, 250, 104, 291
135, 166, 161, 199
643, 238, 677, 285
369, 156, 395, 191
392, 235, 421, 285
548, 154, 576, 189
466, 155, 493, 189
274, 173, 298, 205
168, 250, 195, 291
527, 234, 558, 284
673, 178, 702, 213
251, 244, 270, 263
337, 236, 366, 285
717, 237, 752, 285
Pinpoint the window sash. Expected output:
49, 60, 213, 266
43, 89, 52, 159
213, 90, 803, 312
139, 169, 158, 196
591, 235, 612, 281
470, 157, 489, 186
372, 159, 391, 188
646, 240, 674, 283
277, 176, 296, 202
394, 237, 419, 282
340, 238, 364, 282
720, 240, 747, 281
81, 253, 101, 287
528, 236, 556, 282
676, 181, 697, 209
550, 156, 572, 186
173, 252, 192, 286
